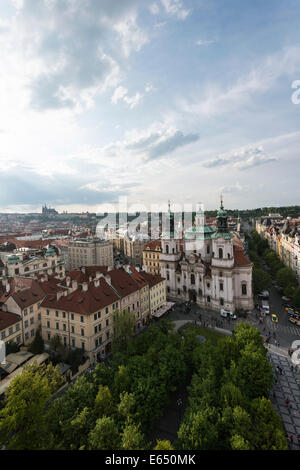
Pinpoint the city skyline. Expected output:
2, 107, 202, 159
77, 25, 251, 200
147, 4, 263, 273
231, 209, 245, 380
0, 0, 300, 213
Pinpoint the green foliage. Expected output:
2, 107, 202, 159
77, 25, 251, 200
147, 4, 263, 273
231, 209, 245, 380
293, 288, 300, 309
88, 416, 120, 450
178, 407, 220, 450
111, 309, 136, 355
252, 266, 272, 293
28, 329, 44, 354
94, 385, 115, 418
121, 423, 145, 450
276, 267, 297, 290
0, 363, 63, 450
5, 341, 20, 355
153, 439, 174, 450
232, 322, 265, 353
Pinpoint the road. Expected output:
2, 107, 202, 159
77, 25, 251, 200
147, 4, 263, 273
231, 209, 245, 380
242, 220, 300, 348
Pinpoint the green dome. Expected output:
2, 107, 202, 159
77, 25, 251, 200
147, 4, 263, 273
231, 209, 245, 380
184, 225, 215, 240
45, 247, 56, 256
8, 254, 21, 264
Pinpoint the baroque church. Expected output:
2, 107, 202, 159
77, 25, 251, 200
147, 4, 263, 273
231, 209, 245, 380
160, 200, 254, 313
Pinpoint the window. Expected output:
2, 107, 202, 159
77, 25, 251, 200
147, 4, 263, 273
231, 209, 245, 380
47, 321, 50, 328
71, 325, 75, 333
242, 284, 247, 295
167, 273, 169, 280
220, 282, 224, 291
198, 288, 203, 297
219, 248, 223, 259
46, 309, 50, 315
71, 338, 75, 347
207, 282, 210, 289
191, 274, 195, 285
8, 327, 13, 335
166, 245, 169, 254
31, 329, 35, 337
98, 312, 101, 318
1, 331, 5, 340
30, 317, 34, 325
47, 333, 51, 341
178, 289, 180, 295
94, 326, 97, 334
24, 309, 28, 316
56, 322, 59, 330
106, 319, 109, 327
24, 320, 28, 328
105, 307, 109, 314
55, 311, 59, 317
30, 306, 33, 313
63, 324, 66, 331
94, 313, 97, 321
207, 245, 210, 254
207, 296, 211, 303
219, 271, 223, 277
62, 312, 66, 318
63, 337, 67, 346
71, 314, 74, 320
80, 316, 84, 323
106, 331, 110, 340
81, 328, 84, 336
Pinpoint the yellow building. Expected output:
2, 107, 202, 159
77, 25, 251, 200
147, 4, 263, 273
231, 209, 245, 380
137, 271, 167, 315
41, 278, 120, 363
142, 240, 162, 275
0, 310, 23, 347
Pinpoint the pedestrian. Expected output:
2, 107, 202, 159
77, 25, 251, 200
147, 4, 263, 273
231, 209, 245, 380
290, 435, 294, 444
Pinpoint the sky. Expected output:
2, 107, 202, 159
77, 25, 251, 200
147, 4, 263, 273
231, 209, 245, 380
0, 0, 300, 214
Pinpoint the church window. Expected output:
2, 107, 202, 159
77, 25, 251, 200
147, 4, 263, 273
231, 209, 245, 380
183, 285, 186, 293
207, 282, 210, 288
207, 245, 210, 254
207, 296, 211, 303
178, 289, 180, 295
172, 248, 175, 254
166, 245, 169, 254
220, 298, 224, 306
167, 273, 169, 280
191, 274, 195, 285
242, 284, 247, 295
220, 282, 224, 291
219, 248, 223, 259
227, 253, 230, 259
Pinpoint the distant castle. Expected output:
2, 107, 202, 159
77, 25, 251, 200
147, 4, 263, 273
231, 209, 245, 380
42, 204, 58, 215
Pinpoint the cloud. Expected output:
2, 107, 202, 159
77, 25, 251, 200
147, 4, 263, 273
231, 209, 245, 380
220, 182, 244, 194
6, 0, 147, 110
111, 86, 143, 108
125, 125, 200, 160
195, 39, 215, 46
149, 3, 160, 15
0, 165, 132, 206
160, 0, 190, 19
180, 46, 300, 117
203, 146, 278, 170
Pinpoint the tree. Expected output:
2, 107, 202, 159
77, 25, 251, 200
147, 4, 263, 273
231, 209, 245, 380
178, 408, 219, 450
121, 423, 145, 450
111, 309, 136, 355
117, 392, 137, 423
230, 434, 251, 450
154, 440, 174, 450
113, 365, 131, 399
276, 267, 297, 290
28, 329, 44, 354
283, 285, 296, 299
94, 385, 115, 418
232, 322, 265, 353
293, 287, 300, 309
88, 416, 120, 450
234, 346, 274, 400
0, 363, 62, 450
49, 334, 62, 352
249, 397, 288, 450
252, 267, 272, 293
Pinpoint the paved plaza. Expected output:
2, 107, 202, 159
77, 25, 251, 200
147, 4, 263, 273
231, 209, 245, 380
268, 351, 300, 450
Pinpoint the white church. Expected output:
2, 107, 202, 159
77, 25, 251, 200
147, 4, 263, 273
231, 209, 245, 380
160, 200, 254, 313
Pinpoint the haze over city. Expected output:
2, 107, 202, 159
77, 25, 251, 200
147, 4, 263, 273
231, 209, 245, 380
0, 0, 300, 213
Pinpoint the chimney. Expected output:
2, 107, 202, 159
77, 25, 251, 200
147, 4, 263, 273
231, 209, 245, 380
6, 283, 10, 293
71, 280, 78, 291
82, 281, 88, 292
94, 279, 100, 288
66, 276, 71, 287
56, 291, 64, 301
95, 271, 101, 279
107, 265, 113, 272
104, 274, 111, 286
81, 266, 86, 274
89, 275, 93, 282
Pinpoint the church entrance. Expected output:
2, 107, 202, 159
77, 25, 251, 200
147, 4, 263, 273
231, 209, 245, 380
188, 289, 197, 303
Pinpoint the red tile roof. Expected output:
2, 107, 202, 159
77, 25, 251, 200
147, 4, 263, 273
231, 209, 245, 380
143, 240, 162, 251
137, 270, 165, 288
108, 268, 139, 298
234, 246, 252, 267
0, 310, 21, 331
41, 278, 119, 315
64, 266, 108, 284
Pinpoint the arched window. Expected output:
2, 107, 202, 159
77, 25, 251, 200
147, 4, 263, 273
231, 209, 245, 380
183, 285, 186, 293
24, 267, 29, 272
219, 248, 223, 259
177, 288, 181, 295
191, 274, 195, 285
220, 298, 224, 306
166, 245, 169, 254
242, 283, 247, 295
207, 295, 211, 303
172, 247, 175, 254
227, 253, 230, 259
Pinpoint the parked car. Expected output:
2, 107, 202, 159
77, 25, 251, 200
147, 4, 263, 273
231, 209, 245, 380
220, 309, 237, 320
282, 296, 291, 302
258, 291, 269, 299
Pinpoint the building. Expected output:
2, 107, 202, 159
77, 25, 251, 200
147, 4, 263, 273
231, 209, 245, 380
0, 245, 65, 280
125, 266, 150, 323
42, 204, 58, 215
68, 238, 113, 271
40, 277, 120, 362
143, 240, 162, 275
0, 310, 22, 348
160, 201, 253, 313
137, 270, 166, 316
123, 235, 147, 266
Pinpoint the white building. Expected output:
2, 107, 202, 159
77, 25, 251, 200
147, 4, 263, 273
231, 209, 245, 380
160, 201, 253, 313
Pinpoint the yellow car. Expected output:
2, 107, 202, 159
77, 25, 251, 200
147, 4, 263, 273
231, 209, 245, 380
271, 314, 278, 323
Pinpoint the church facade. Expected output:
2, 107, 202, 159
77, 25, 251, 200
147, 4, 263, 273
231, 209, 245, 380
160, 202, 254, 313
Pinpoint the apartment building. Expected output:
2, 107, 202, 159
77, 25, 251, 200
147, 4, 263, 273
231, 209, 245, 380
137, 271, 166, 315
0, 246, 65, 280
40, 278, 120, 362
142, 240, 162, 275
0, 310, 22, 347
68, 238, 113, 271
126, 266, 150, 324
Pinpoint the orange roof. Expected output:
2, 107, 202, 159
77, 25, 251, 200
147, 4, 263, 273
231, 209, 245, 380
0, 310, 21, 331
137, 270, 165, 287
41, 278, 119, 315
143, 240, 162, 251
234, 246, 252, 266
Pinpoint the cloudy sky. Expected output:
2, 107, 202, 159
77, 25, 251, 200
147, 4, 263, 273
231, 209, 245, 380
0, 0, 300, 213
